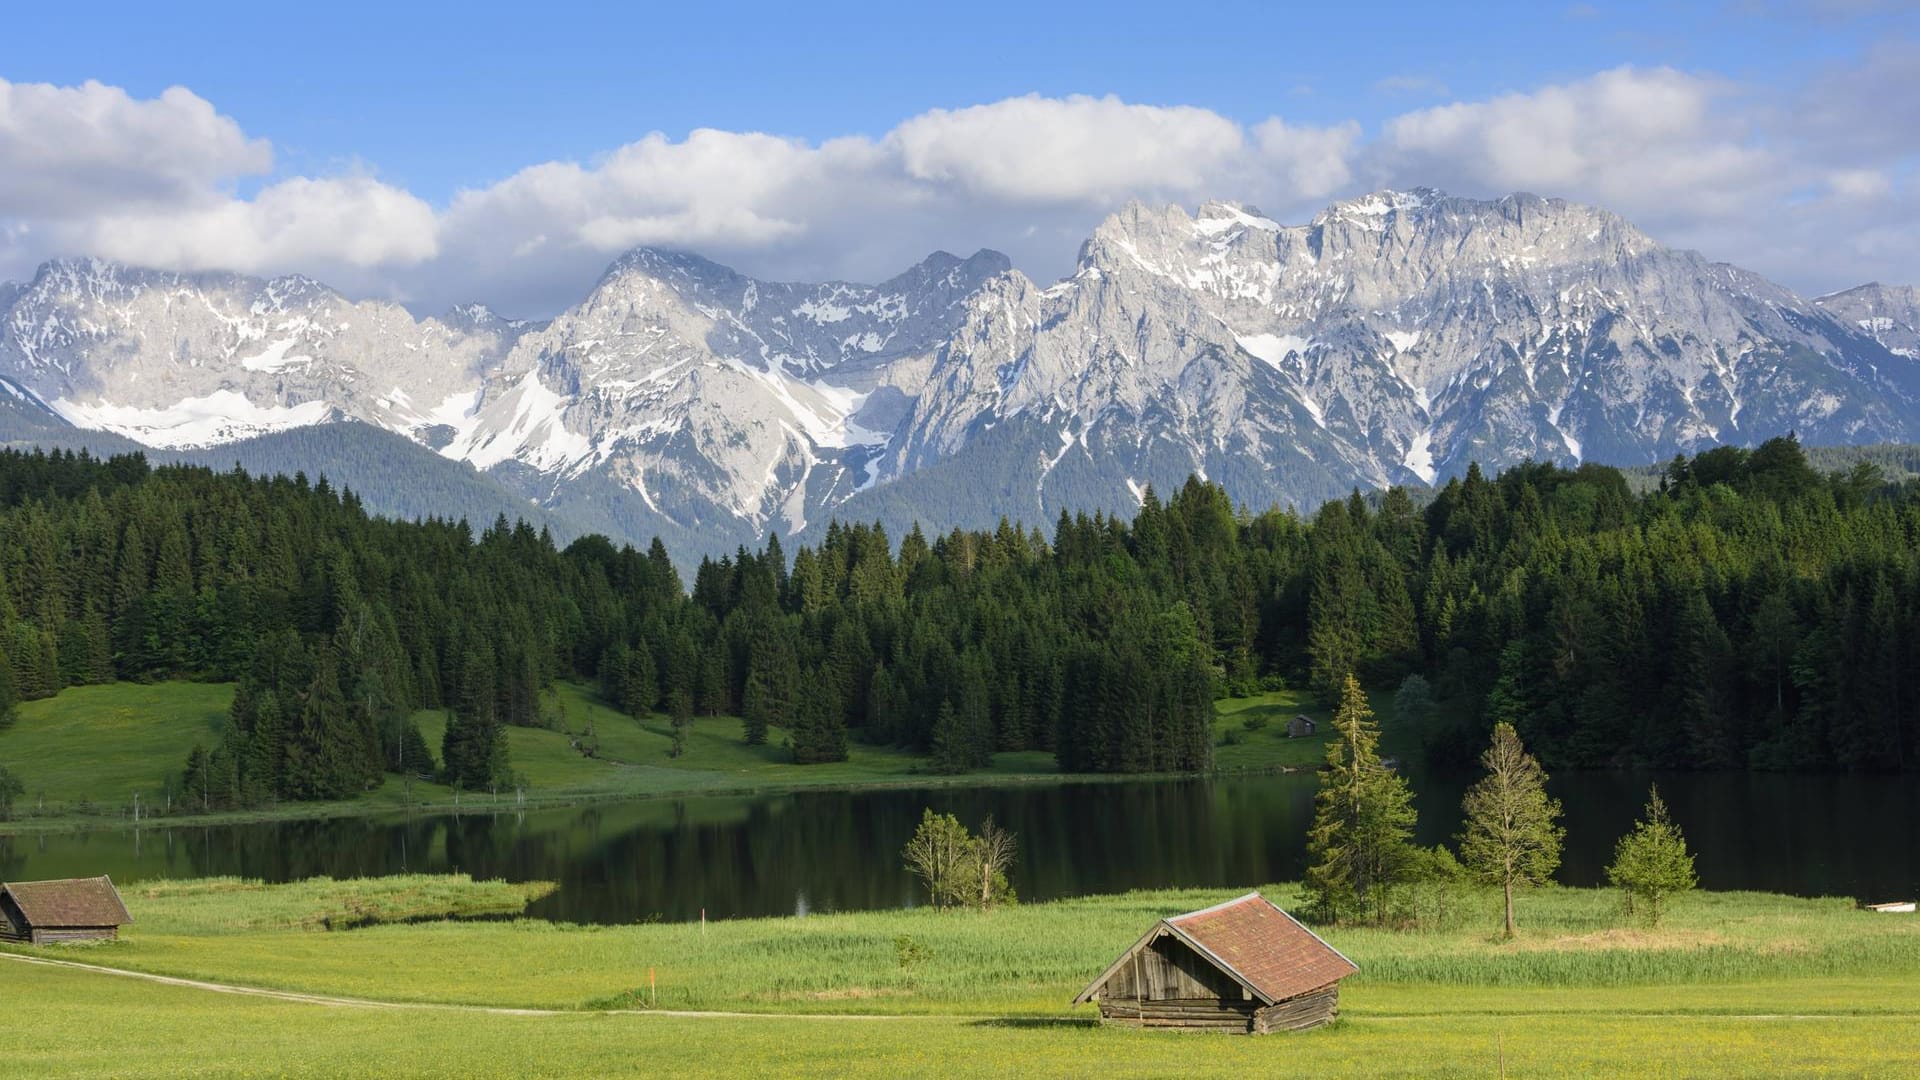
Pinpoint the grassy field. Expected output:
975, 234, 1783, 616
0, 682, 1330, 830
0, 682, 232, 808
2, 876, 1917, 1077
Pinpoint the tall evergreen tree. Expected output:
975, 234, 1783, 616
789, 669, 848, 764
1304, 675, 1418, 923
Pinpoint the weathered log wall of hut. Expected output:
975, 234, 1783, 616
1098, 999, 1261, 1031
1253, 985, 1340, 1033
1098, 985, 1342, 1034
28, 926, 120, 944
0, 895, 27, 943
1098, 933, 1252, 1003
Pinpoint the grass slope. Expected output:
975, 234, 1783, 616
3, 876, 1917, 1077
0, 683, 232, 806
2, 683, 1327, 830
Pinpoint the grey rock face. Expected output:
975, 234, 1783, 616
0, 258, 515, 447
869, 190, 1916, 527
1815, 283, 1920, 361
2, 192, 1915, 560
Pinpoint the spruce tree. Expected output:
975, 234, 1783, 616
668, 684, 692, 758
398, 721, 435, 776
1606, 785, 1698, 927
790, 669, 848, 764
1304, 674, 1418, 923
741, 624, 798, 748
929, 701, 968, 774
1458, 722, 1564, 937
623, 646, 658, 716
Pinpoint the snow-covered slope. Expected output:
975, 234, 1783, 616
0, 259, 524, 449
869, 190, 1916, 525
2, 192, 1914, 560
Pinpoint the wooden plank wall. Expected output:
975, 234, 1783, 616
29, 927, 118, 944
1098, 985, 1342, 1034
0, 896, 26, 943
1253, 985, 1340, 1033
1098, 999, 1260, 1032
1101, 932, 1247, 1003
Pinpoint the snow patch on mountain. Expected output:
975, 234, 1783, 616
51, 390, 336, 448
1402, 428, 1437, 485
1236, 333, 1312, 370
239, 337, 314, 373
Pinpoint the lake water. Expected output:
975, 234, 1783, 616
3, 770, 1914, 924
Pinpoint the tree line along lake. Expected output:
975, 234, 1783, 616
4, 768, 1914, 924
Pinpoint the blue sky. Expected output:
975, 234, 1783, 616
3, 1, 1917, 312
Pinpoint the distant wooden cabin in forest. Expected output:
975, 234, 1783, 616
0, 876, 133, 944
1287, 715, 1316, 739
1073, 892, 1357, 1033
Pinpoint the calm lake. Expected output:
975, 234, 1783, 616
3, 770, 1915, 924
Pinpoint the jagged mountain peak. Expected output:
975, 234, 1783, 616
1310, 187, 1440, 224
1816, 281, 1920, 359
879, 248, 1013, 293
600, 246, 747, 291
5, 189, 1918, 567
439, 301, 540, 334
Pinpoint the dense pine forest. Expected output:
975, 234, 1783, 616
0, 436, 1916, 812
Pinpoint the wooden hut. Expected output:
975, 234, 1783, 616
1073, 892, 1357, 1033
0, 876, 133, 944
1286, 715, 1316, 738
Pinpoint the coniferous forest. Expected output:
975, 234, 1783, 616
0, 435, 1917, 811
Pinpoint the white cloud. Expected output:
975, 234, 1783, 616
77, 176, 439, 274
1827, 169, 1894, 200
1, 56, 1917, 313
0, 78, 270, 220
1252, 118, 1362, 201
1377, 66, 1774, 214
1366, 62, 1920, 295
889, 94, 1248, 203
0, 77, 431, 288
420, 95, 1360, 313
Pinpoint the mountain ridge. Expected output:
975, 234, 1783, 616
3, 188, 1915, 561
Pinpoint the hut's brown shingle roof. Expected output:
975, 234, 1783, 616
2, 876, 133, 928
1074, 891, 1357, 1007
1167, 893, 1357, 1003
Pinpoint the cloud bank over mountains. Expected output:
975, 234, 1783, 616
2, 45, 1916, 316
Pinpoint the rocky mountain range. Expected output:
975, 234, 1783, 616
3, 189, 1915, 562
1815, 282, 1920, 364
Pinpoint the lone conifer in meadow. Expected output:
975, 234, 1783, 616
1607, 785, 1698, 926
1459, 722, 1564, 938
1305, 674, 1418, 923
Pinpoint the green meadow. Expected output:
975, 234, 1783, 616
0, 681, 1333, 830
3, 876, 1917, 1077
0, 682, 232, 809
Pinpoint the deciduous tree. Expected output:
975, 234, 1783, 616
1458, 722, 1564, 937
